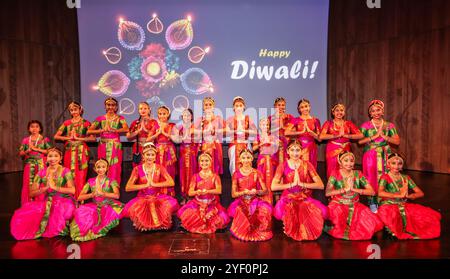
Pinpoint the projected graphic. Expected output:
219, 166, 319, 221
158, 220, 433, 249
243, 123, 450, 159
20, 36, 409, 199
94, 12, 213, 105
78, 0, 329, 125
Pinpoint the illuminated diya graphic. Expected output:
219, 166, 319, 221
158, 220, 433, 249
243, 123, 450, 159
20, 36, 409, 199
188, 46, 210, 64
165, 15, 194, 50
172, 94, 190, 112
96, 12, 214, 101
119, 98, 136, 115
117, 18, 145, 51
102, 47, 122, 64
180, 67, 214, 95
141, 56, 167, 83
95, 70, 130, 97
147, 13, 164, 34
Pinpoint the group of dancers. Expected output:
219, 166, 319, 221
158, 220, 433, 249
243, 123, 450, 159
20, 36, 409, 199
10, 96, 441, 243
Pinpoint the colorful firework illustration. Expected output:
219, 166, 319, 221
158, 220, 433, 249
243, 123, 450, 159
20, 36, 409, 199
95, 13, 213, 112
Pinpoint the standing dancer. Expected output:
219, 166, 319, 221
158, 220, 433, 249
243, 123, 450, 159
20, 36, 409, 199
226, 96, 257, 176
268, 97, 294, 164
19, 120, 52, 205
319, 103, 362, 179
252, 118, 280, 204
285, 99, 321, 168
358, 99, 400, 213
147, 105, 177, 196
54, 101, 95, 198
126, 102, 157, 167
194, 97, 226, 174
173, 108, 199, 204
88, 97, 129, 185
268, 97, 294, 203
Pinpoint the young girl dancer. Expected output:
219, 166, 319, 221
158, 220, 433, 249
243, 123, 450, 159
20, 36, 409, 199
173, 108, 199, 204
228, 149, 273, 241
121, 143, 178, 231
126, 102, 157, 167
147, 105, 177, 196
319, 103, 362, 179
377, 153, 441, 239
325, 151, 383, 240
285, 99, 321, 168
226, 96, 257, 175
268, 97, 294, 164
11, 147, 75, 240
194, 97, 226, 174
70, 159, 123, 241
271, 140, 327, 241
177, 152, 229, 234
358, 99, 400, 213
54, 101, 95, 198
88, 97, 129, 185
19, 120, 52, 205
252, 118, 280, 204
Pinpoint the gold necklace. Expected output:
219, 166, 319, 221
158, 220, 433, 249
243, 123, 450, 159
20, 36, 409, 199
199, 170, 212, 179
29, 134, 41, 146
143, 163, 156, 182
371, 119, 384, 133
388, 172, 404, 192
240, 167, 253, 175
333, 119, 344, 131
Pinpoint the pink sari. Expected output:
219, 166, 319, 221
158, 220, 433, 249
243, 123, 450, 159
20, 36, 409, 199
121, 164, 179, 231
154, 122, 177, 196
19, 136, 52, 205
70, 177, 123, 241
290, 117, 321, 169
10, 167, 75, 240
177, 124, 199, 198
268, 113, 294, 165
255, 134, 279, 204
228, 169, 273, 241
360, 120, 397, 193
226, 115, 257, 175
322, 120, 360, 179
273, 161, 327, 241
129, 118, 157, 167
177, 173, 229, 234
195, 115, 226, 174
92, 115, 127, 185
58, 119, 91, 198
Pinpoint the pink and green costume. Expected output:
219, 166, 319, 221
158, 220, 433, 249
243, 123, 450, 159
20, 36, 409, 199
70, 177, 123, 241
10, 167, 75, 240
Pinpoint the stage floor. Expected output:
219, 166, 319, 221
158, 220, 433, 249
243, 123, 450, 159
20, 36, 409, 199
0, 162, 448, 259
